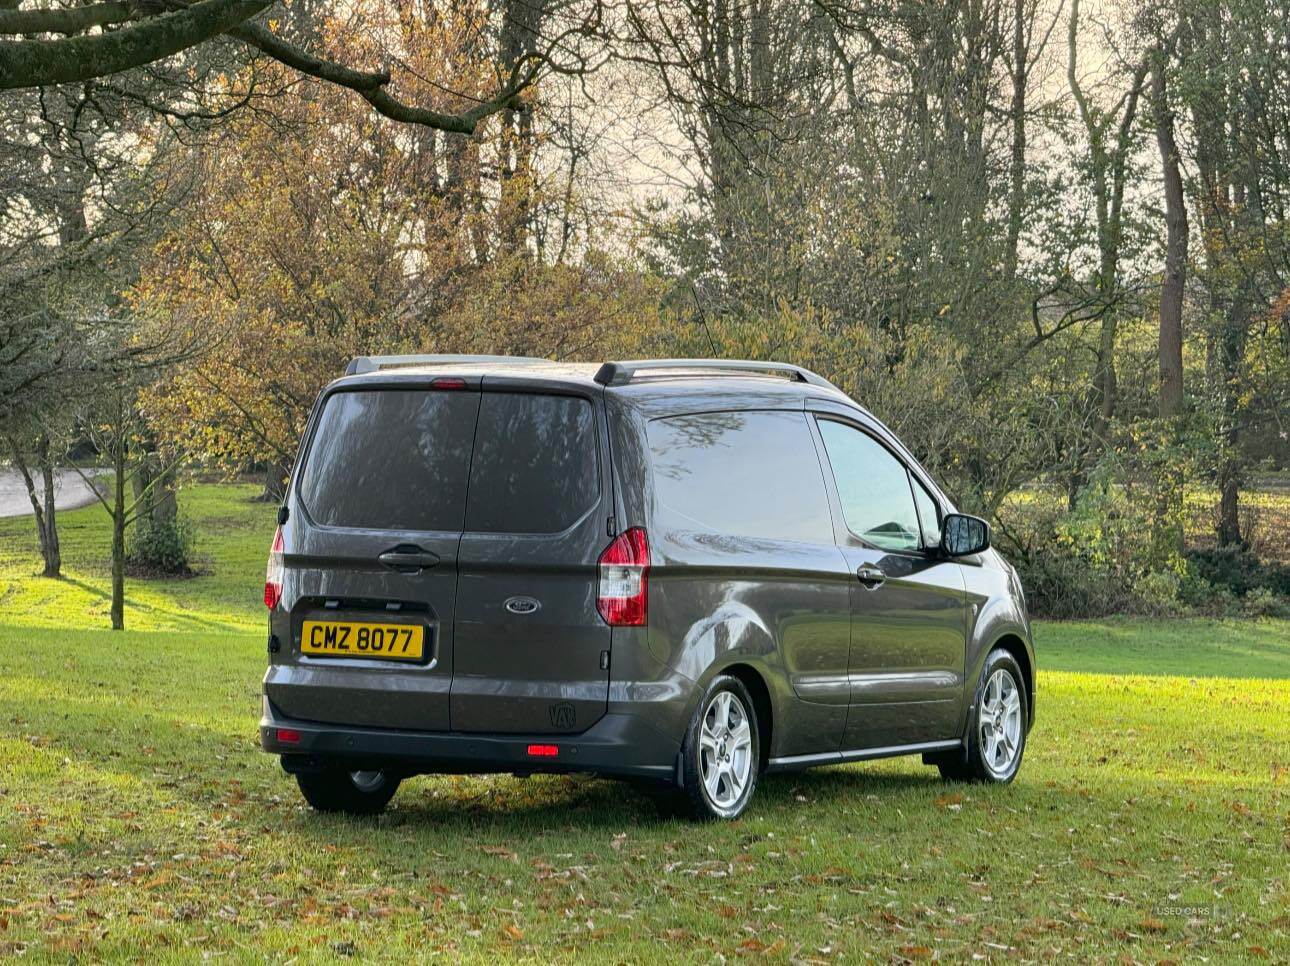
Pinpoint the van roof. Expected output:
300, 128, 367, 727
336, 355, 857, 417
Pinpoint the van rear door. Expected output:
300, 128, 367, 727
265, 382, 479, 732
450, 386, 612, 734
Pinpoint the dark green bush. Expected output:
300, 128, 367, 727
1010, 548, 1142, 619
127, 516, 195, 575
1185, 546, 1290, 598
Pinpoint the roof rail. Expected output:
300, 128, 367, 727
593, 359, 841, 392
345, 353, 551, 376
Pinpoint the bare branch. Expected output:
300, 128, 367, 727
0, 0, 272, 90
123, 450, 189, 522
68, 462, 115, 518
228, 21, 533, 134
0, 1, 132, 36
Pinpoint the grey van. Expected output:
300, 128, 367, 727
260, 357, 1034, 820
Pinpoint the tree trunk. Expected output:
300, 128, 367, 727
1003, 0, 1028, 284
111, 439, 126, 631
133, 444, 178, 527
1215, 308, 1249, 547
1154, 60, 1187, 420
6, 433, 60, 577
1152, 55, 1188, 563
259, 457, 288, 502
133, 451, 156, 528
152, 463, 178, 526
36, 435, 61, 577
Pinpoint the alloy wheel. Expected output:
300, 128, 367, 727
978, 668, 1023, 778
698, 691, 754, 809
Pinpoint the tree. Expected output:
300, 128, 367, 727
1064, 0, 1149, 500
0, 0, 602, 136
133, 28, 662, 494
4, 427, 62, 576
1148, 31, 1189, 563
1175, 0, 1290, 547
0, 75, 202, 569
1153, 49, 1187, 421
69, 297, 208, 630
627, 0, 1102, 515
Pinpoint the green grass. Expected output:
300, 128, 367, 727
1, 484, 1287, 961
0, 480, 273, 633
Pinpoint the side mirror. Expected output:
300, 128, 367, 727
941, 513, 990, 557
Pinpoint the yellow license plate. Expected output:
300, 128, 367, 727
300, 620, 425, 662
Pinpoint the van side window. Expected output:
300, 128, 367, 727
465, 393, 599, 534
911, 476, 942, 549
816, 420, 921, 552
299, 389, 477, 531
647, 410, 833, 543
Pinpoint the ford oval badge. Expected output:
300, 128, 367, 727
504, 596, 541, 615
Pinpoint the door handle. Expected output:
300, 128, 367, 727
378, 548, 440, 572
856, 565, 886, 590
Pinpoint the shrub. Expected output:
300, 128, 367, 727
1242, 587, 1290, 618
1010, 548, 1137, 619
127, 516, 195, 575
1186, 546, 1290, 598
999, 472, 1186, 619
1135, 570, 1184, 615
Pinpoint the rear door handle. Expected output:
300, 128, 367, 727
856, 565, 886, 590
378, 548, 440, 572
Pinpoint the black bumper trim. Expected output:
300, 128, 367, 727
260, 701, 679, 782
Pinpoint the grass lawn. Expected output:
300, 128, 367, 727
0, 481, 273, 633
1, 483, 1287, 961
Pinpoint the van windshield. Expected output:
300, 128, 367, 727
298, 389, 478, 531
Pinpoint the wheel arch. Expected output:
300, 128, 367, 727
987, 633, 1035, 730
720, 662, 775, 774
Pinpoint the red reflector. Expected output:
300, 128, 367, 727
526, 744, 559, 758
431, 377, 468, 390
276, 728, 302, 744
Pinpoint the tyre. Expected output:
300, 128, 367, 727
296, 766, 401, 815
677, 675, 761, 820
938, 648, 1028, 783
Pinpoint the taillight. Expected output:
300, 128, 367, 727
597, 527, 649, 626
264, 525, 284, 608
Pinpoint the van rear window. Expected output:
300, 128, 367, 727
299, 389, 478, 531
465, 393, 599, 533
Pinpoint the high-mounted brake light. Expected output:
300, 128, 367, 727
430, 377, 468, 390
597, 527, 649, 626
264, 525, 285, 608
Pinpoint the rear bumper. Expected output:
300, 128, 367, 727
259, 698, 680, 782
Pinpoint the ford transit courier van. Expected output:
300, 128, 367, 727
260, 356, 1034, 820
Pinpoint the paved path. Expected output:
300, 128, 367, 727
0, 467, 107, 518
